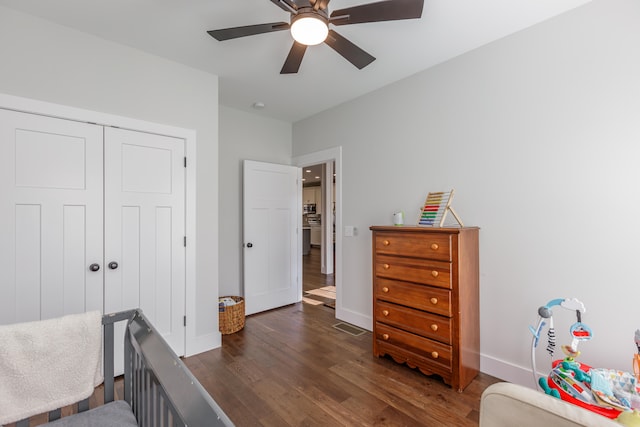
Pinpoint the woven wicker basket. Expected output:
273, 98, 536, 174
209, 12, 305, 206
219, 296, 245, 335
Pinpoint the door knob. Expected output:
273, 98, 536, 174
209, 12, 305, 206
108, 261, 119, 270
246, 242, 253, 248
89, 263, 100, 272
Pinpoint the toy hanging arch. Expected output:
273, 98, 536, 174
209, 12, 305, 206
529, 298, 624, 419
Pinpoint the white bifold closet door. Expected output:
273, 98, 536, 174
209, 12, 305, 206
103, 127, 185, 357
0, 110, 104, 324
0, 109, 185, 359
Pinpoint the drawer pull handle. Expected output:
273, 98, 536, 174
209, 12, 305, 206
431, 243, 439, 250
383, 264, 390, 270
430, 324, 438, 331
431, 351, 439, 359
382, 287, 389, 293
431, 270, 439, 278
382, 334, 389, 341
383, 240, 390, 246
382, 310, 389, 316
430, 297, 438, 305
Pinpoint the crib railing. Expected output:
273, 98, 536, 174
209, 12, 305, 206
8, 310, 233, 427
123, 309, 233, 426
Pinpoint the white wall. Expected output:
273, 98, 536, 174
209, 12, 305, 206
293, 0, 640, 386
218, 106, 293, 297
0, 7, 221, 351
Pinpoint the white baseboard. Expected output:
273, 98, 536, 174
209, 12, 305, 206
186, 331, 221, 357
336, 307, 372, 332
480, 353, 540, 389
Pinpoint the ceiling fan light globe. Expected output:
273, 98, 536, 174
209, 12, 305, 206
291, 16, 328, 46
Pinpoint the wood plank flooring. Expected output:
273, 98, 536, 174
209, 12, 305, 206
184, 302, 500, 426
184, 249, 501, 426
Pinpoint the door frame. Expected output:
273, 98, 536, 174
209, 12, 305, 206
0, 93, 199, 356
293, 147, 342, 318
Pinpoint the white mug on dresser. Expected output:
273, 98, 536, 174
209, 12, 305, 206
393, 211, 404, 226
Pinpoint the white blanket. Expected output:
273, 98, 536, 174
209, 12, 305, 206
0, 311, 103, 424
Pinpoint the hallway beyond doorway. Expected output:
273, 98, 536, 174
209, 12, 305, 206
302, 247, 334, 308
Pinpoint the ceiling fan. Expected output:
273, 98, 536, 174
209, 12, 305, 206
207, 0, 424, 74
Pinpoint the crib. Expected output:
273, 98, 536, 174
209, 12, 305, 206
0, 309, 234, 427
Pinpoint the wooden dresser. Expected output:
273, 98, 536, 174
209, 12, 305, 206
370, 226, 480, 392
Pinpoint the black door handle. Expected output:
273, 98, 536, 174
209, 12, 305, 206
246, 242, 253, 248
89, 263, 100, 272
108, 261, 119, 270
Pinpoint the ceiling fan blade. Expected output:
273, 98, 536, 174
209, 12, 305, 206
207, 22, 290, 41
281, 42, 308, 74
324, 30, 375, 69
330, 0, 423, 25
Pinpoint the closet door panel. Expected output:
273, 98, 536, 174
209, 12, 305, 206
120, 206, 142, 308
104, 127, 185, 355
14, 205, 42, 322
149, 206, 173, 333
62, 206, 92, 314
0, 109, 103, 325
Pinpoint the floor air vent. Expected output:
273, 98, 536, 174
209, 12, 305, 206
332, 322, 367, 336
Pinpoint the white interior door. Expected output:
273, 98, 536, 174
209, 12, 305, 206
243, 160, 300, 315
0, 109, 103, 325
103, 127, 186, 354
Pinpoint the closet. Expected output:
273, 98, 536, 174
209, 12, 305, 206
0, 108, 186, 356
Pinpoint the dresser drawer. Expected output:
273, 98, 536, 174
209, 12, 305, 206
375, 322, 452, 371
376, 301, 451, 344
375, 254, 451, 289
375, 232, 451, 262
375, 278, 452, 316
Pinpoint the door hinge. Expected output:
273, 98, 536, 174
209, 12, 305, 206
183, 236, 187, 247
183, 316, 186, 327
184, 157, 187, 168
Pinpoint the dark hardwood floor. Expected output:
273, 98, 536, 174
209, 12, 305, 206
15, 247, 500, 426
183, 248, 501, 426
185, 303, 500, 426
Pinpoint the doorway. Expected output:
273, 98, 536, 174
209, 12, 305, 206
301, 162, 335, 308
294, 147, 342, 316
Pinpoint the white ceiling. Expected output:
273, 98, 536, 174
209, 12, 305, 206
0, 0, 591, 123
